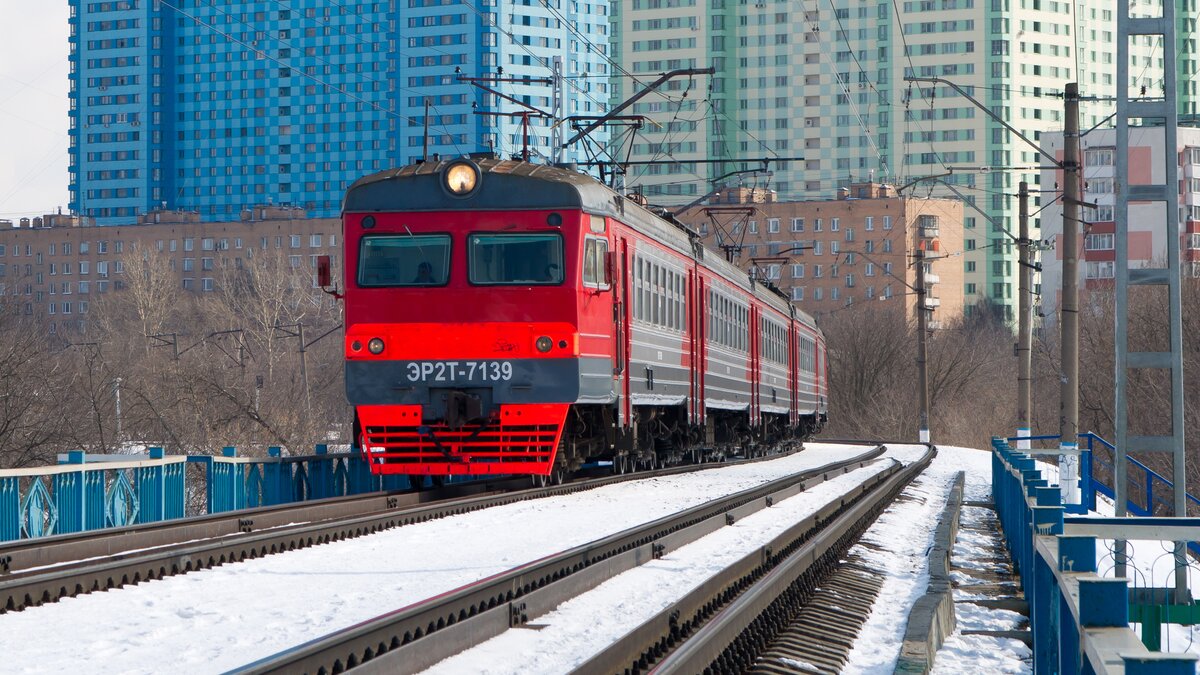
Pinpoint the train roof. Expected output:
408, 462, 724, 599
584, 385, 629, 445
345, 159, 818, 331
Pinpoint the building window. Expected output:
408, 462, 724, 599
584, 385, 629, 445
791, 218, 804, 232
1085, 260, 1115, 279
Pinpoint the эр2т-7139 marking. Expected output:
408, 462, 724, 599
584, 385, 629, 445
318, 158, 828, 479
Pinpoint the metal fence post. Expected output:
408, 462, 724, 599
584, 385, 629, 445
0, 474, 17, 541
1079, 578, 1129, 628
264, 447, 288, 506
309, 444, 332, 500
135, 448, 166, 524
53, 451, 87, 534
1058, 536, 1095, 675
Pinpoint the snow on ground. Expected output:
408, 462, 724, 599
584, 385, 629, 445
419, 444, 971, 675
839, 445, 985, 673
933, 633, 1031, 675
0, 443, 877, 674
932, 501, 1031, 675
1036, 463, 1200, 655
1088, 493, 1200, 654
419, 453, 909, 675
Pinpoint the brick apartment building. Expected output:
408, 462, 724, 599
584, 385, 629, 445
0, 207, 339, 337
674, 183, 965, 327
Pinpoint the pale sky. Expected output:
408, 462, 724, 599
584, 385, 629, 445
0, 3, 70, 221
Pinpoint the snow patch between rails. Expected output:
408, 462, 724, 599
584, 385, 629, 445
841, 445, 1009, 674
418, 457, 898, 675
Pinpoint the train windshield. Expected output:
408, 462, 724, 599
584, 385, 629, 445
357, 234, 451, 287
468, 233, 564, 285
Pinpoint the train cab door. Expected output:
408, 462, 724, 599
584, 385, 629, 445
749, 305, 760, 427
691, 272, 706, 428
612, 238, 632, 427
788, 323, 798, 429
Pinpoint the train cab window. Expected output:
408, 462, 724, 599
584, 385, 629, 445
469, 233, 564, 285
582, 237, 609, 288
357, 234, 451, 287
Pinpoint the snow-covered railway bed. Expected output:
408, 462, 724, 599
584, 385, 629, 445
405, 444, 935, 675
0, 474, 542, 614
238, 443, 923, 675
0, 445, 810, 616
0, 442, 886, 674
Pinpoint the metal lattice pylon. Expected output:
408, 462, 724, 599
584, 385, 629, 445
1114, 0, 1186, 595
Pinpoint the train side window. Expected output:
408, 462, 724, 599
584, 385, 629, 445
358, 234, 451, 287
583, 238, 609, 289
468, 233, 564, 285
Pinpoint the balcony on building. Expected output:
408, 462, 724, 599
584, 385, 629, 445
918, 215, 940, 238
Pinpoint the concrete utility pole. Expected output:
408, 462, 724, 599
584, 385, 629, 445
551, 56, 564, 164
113, 377, 123, 446
916, 253, 930, 444
1016, 182, 1032, 450
1059, 83, 1081, 504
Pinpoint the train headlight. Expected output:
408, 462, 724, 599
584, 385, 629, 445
367, 337, 385, 355
444, 162, 479, 196
535, 336, 553, 353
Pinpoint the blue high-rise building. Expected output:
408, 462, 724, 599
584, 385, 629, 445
69, 1, 610, 224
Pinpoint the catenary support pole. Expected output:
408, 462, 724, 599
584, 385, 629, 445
1059, 83, 1081, 505
1017, 182, 1032, 450
917, 252, 930, 443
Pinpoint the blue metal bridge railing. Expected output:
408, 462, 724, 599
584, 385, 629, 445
992, 436, 1199, 673
1008, 432, 1200, 557
0, 446, 412, 542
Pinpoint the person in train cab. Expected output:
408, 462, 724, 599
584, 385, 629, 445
413, 261, 436, 284
543, 263, 560, 282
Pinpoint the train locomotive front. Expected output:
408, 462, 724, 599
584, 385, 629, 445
342, 159, 614, 476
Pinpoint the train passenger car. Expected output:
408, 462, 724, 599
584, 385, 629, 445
334, 158, 827, 477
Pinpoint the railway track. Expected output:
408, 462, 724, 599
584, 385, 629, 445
233, 444, 901, 674
0, 442, 812, 614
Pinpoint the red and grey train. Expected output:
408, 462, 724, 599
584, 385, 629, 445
336, 158, 828, 477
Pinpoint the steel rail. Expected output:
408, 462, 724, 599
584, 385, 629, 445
233, 445, 889, 675
0, 441, 822, 614
0, 477, 524, 577
635, 444, 936, 673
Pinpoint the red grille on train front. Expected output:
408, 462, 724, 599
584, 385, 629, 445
355, 403, 567, 475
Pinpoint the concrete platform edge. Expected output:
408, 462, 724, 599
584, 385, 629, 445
893, 465, 966, 674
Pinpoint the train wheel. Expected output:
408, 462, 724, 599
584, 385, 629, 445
613, 454, 630, 475
532, 465, 568, 487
